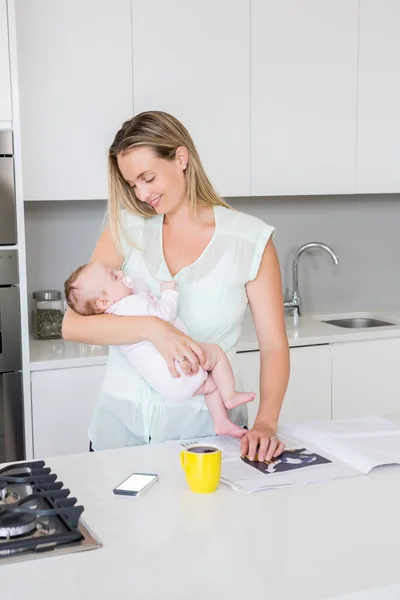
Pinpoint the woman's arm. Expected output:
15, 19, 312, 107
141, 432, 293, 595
62, 306, 157, 345
240, 239, 290, 462
62, 225, 205, 377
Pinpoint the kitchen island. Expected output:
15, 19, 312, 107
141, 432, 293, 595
2, 441, 400, 600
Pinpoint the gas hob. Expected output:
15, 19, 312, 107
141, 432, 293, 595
0, 460, 101, 565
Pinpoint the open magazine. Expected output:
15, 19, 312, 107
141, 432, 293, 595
166, 415, 400, 493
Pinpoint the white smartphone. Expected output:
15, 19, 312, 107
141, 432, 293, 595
113, 472, 159, 497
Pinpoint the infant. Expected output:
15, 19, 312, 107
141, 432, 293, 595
64, 261, 254, 438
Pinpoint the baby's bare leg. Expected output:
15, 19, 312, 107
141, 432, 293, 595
196, 376, 246, 439
199, 343, 255, 410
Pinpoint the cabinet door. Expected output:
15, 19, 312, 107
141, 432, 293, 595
251, 0, 358, 196
0, 0, 12, 121
15, 0, 132, 200
237, 345, 331, 428
357, 1, 400, 193
131, 0, 250, 197
332, 338, 400, 419
31, 365, 105, 458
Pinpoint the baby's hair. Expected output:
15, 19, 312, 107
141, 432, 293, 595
64, 263, 100, 316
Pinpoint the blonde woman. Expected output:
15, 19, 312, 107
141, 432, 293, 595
62, 111, 290, 462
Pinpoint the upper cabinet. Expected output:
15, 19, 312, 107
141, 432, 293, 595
11, 0, 400, 200
357, 1, 400, 194
0, 0, 12, 122
15, 0, 133, 201
131, 0, 250, 198
251, 0, 359, 196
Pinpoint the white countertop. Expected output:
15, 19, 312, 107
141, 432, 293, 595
2, 440, 400, 599
29, 337, 110, 371
29, 308, 400, 371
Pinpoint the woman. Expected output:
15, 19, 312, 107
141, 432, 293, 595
62, 111, 290, 462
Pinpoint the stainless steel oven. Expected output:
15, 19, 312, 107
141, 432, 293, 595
0, 250, 23, 464
0, 130, 17, 245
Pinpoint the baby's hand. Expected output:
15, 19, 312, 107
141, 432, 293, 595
161, 281, 176, 292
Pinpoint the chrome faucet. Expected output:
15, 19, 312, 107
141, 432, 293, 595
284, 242, 339, 317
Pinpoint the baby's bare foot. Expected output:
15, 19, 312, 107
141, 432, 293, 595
224, 392, 255, 410
214, 420, 247, 439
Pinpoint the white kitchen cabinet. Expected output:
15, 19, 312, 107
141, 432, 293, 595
357, 0, 400, 193
31, 365, 105, 458
251, 0, 359, 196
332, 338, 400, 419
0, 0, 12, 121
15, 0, 132, 201
131, 0, 250, 197
237, 345, 331, 428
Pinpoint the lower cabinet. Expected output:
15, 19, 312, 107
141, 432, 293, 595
31, 365, 105, 458
331, 337, 400, 419
236, 345, 332, 428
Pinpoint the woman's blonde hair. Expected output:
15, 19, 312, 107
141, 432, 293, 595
107, 111, 230, 250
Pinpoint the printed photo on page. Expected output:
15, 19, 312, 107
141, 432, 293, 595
241, 447, 332, 475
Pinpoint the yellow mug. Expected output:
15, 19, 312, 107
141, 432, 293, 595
180, 445, 222, 494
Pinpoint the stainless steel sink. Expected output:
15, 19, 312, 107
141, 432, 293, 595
322, 317, 396, 329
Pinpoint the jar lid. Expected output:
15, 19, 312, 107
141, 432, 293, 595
32, 290, 61, 301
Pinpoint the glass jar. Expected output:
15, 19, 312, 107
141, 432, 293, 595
32, 290, 64, 340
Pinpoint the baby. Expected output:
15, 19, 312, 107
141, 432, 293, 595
64, 261, 255, 438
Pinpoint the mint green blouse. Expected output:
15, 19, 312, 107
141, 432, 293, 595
88, 205, 275, 449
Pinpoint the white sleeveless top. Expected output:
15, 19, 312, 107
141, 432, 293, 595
88, 205, 275, 450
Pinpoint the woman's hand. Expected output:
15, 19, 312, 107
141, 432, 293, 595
147, 318, 205, 378
240, 420, 285, 462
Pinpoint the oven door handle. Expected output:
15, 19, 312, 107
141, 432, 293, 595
2, 371, 24, 462
0, 153, 17, 245
0, 286, 22, 372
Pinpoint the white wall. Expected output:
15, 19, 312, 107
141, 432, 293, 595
24, 195, 400, 316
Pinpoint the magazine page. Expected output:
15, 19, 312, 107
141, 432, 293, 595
280, 415, 400, 474
166, 434, 361, 493
223, 439, 360, 493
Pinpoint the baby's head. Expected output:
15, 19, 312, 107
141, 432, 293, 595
64, 261, 131, 315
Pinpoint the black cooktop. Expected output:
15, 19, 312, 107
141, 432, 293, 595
0, 460, 101, 563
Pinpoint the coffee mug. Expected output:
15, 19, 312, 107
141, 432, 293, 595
180, 445, 222, 494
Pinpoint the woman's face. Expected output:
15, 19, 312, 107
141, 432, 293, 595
117, 146, 188, 215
